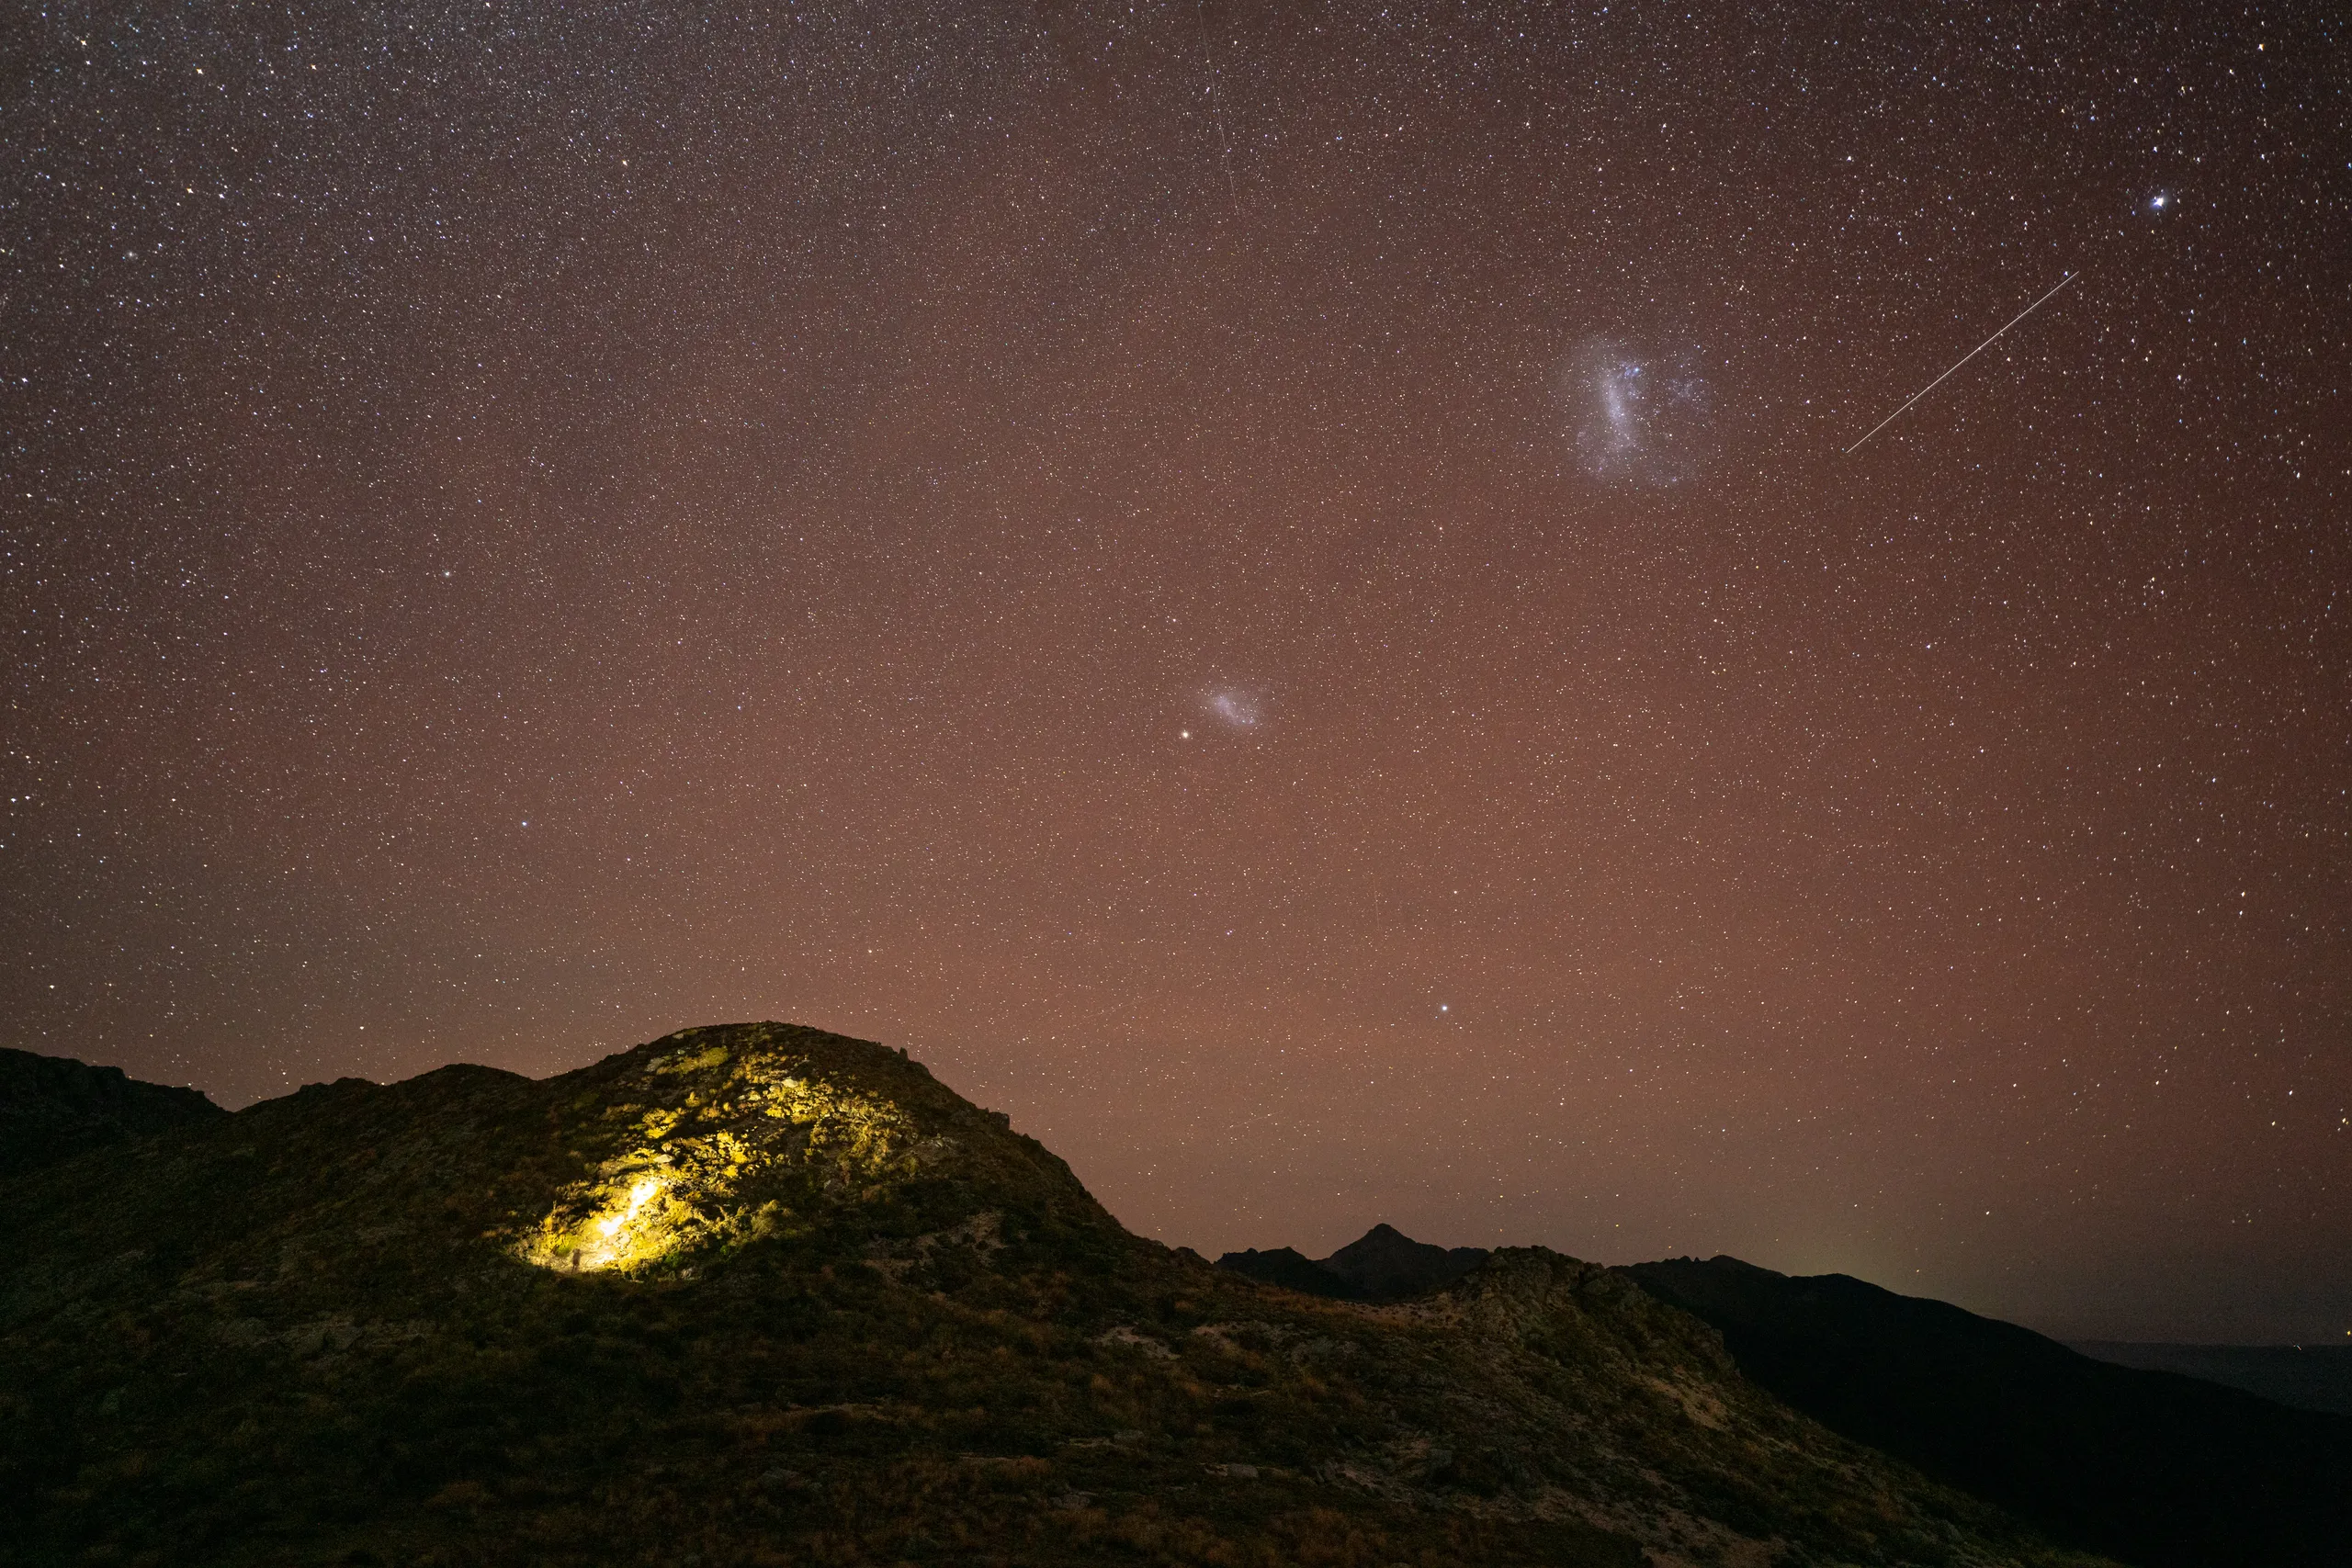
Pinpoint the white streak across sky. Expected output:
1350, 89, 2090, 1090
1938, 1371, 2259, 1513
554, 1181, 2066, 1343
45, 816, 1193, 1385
1843, 271, 2080, 454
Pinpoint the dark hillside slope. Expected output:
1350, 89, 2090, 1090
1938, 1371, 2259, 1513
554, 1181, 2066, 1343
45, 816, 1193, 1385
3, 1022, 2110, 1568
1212, 1246, 1368, 1300
1626, 1256, 2352, 1568
0, 1046, 225, 1178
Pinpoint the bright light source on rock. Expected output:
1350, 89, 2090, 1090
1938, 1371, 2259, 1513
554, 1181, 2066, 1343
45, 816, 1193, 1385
517, 1028, 934, 1276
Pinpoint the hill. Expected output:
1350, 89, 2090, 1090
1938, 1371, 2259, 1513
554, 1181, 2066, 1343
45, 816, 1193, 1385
1626, 1256, 2352, 1568
1, 1022, 2108, 1568
0, 1045, 226, 1179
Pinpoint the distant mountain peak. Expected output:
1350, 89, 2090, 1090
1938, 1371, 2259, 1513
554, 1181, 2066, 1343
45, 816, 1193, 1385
1216, 1223, 1489, 1303
1323, 1224, 1490, 1299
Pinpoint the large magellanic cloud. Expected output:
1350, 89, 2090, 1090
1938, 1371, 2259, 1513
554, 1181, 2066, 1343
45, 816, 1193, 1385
1561, 340, 1713, 484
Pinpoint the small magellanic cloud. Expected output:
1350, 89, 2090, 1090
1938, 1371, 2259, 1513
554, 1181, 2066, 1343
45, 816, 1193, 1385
1204, 689, 1262, 729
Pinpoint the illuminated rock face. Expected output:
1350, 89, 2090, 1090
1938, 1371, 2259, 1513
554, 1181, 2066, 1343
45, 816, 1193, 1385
521, 1027, 940, 1274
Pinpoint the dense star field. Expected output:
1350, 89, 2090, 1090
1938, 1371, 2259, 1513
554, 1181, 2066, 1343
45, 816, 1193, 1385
3, 3, 2345, 1341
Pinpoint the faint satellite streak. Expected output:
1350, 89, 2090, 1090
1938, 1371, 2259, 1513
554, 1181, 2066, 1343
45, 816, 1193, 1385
1845, 271, 2081, 455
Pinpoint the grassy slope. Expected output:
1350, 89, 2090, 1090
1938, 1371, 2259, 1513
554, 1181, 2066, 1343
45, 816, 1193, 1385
3, 1024, 2110, 1568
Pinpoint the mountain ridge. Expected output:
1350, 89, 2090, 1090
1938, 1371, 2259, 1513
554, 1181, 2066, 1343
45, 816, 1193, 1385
4, 1022, 2106, 1568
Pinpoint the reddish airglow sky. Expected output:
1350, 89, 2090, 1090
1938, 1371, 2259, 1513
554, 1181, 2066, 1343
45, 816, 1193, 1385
4, 3, 2346, 1341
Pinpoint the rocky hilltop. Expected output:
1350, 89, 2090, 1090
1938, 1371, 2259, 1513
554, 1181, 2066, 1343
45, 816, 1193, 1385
3, 1023, 2109, 1567
0, 1045, 226, 1179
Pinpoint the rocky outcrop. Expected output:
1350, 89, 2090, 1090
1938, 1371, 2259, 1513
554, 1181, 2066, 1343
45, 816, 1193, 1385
0, 1046, 224, 1178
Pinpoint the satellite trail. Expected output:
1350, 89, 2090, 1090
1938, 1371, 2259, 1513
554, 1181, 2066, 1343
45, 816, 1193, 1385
1845, 271, 2081, 454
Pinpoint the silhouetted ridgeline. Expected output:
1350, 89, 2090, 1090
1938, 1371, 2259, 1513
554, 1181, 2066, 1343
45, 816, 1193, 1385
2070, 1338, 2352, 1417
3, 1025, 2100, 1568
1212, 1245, 1370, 1300
0, 1046, 224, 1178
1627, 1255, 2352, 1568
1216, 1224, 1488, 1303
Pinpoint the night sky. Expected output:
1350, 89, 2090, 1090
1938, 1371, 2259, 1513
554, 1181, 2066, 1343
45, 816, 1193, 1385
6, 2, 2346, 1342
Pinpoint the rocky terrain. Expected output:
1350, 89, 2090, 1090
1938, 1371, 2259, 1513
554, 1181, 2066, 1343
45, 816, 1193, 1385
4, 1023, 2113, 1567
0, 1046, 225, 1179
